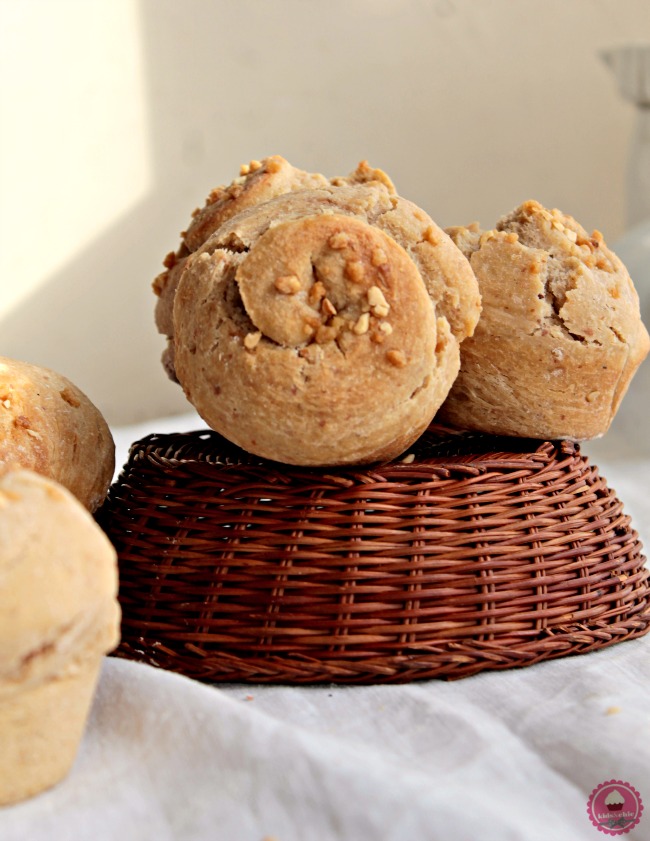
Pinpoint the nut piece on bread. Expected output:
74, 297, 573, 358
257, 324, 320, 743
0, 470, 120, 806
0, 357, 115, 511
441, 201, 650, 440
164, 160, 480, 465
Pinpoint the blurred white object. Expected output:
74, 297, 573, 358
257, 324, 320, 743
601, 44, 650, 228
614, 217, 650, 322
584, 219, 650, 461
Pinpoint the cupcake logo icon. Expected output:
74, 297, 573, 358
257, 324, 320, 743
587, 780, 643, 835
605, 789, 626, 812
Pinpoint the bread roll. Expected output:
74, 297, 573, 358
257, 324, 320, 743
441, 200, 650, 439
153, 156, 397, 381
0, 357, 114, 511
0, 470, 120, 805
171, 177, 480, 465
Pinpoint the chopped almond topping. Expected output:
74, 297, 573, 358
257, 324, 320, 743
371, 247, 388, 266
552, 220, 565, 232
239, 163, 250, 176
328, 232, 351, 250
244, 331, 262, 350
401, 453, 415, 464
386, 349, 406, 367
309, 281, 326, 305
423, 226, 439, 246
60, 388, 81, 408
379, 322, 393, 335
162, 251, 177, 270
368, 285, 388, 309
505, 232, 518, 244
249, 159, 262, 171
353, 313, 370, 335
345, 260, 365, 283
265, 158, 282, 174
322, 297, 337, 317
479, 231, 495, 247
565, 229, 577, 243
586, 391, 600, 403
207, 187, 224, 204
275, 274, 301, 294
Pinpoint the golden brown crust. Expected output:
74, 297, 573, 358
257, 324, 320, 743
173, 204, 464, 465
157, 157, 479, 465
153, 156, 329, 358
441, 200, 650, 439
189, 181, 481, 342
0, 358, 115, 510
153, 157, 464, 383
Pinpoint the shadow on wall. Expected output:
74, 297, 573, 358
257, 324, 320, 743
0, 0, 205, 426
0, 193, 190, 425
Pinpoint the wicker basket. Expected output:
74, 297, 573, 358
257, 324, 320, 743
96, 426, 650, 684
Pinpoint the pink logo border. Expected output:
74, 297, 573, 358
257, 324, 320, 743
587, 779, 643, 835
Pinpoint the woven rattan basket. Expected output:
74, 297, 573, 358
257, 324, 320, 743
97, 425, 650, 684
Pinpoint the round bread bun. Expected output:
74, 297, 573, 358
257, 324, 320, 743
0, 357, 115, 511
171, 178, 480, 465
441, 200, 650, 440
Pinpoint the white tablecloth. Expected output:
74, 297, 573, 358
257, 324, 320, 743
1, 402, 649, 841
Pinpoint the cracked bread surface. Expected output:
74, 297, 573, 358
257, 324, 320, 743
441, 200, 650, 439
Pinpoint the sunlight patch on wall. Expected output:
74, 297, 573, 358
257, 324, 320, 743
0, 0, 151, 318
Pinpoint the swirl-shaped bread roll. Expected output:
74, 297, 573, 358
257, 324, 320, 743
153, 156, 393, 382
169, 173, 480, 465
441, 200, 650, 439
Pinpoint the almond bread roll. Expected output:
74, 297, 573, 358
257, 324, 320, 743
442, 201, 650, 439
0, 357, 114, 511
170, 175, 480, 465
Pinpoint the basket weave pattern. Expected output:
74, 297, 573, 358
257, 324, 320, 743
97, 427, 650, 683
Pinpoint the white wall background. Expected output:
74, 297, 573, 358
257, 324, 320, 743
0, 0, 648, 424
